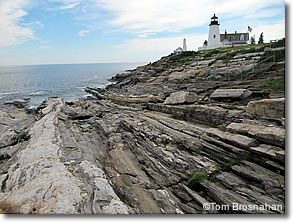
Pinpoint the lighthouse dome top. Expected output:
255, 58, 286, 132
211, 14, 218, 19
210, 13, 219, 26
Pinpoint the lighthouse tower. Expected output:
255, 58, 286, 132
207, 14, 221, 49
183, 38, 187, 51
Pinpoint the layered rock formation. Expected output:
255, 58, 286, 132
0, 45, 285, 214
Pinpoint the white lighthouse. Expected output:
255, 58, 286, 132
183, 38, 187, 51
207, 14, 221, 49
198, 14, 249, 51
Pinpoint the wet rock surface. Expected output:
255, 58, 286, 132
0, 46, 285, 214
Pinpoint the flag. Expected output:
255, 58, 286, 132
248, 26, 253, 32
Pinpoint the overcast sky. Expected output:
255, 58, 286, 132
0, 0, 285, 65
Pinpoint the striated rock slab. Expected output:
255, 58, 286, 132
226, 123, 285, 148
231, 161, 285, 198
210, 89, 252, 100
0, 98, 130, 214
246, 98, 285, 119
200, 180, 271, 214
164, 91, 198, 105
0, 104, 34, 151
1, 98, 84, 214
106, 93, 161, 106
205, 128, 257, 149
216, 172, 284, 213
250, 144, 284, 162
147, 103, 244, 126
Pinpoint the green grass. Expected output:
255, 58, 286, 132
166, 51, 199, 66
263, 79, 285, 91
160, 138, 172, 146
231, 101, 242, 106
200, 43, 269, 54
216, 52, 237, 63
270, 38, 285, 48
203, 49, 221, 58
261, 49, 285, 62
183, 172, 208, 188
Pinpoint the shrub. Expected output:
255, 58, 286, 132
203, 49, 221, 58
184, 172, 208, 188
263, 79, 285, 91
262, 49, 285, 62
216, 52, 237, 63
168, 51, 199, 65
270, 38, 285, 48
231, 101, 242, 106
160, 138, 171, 146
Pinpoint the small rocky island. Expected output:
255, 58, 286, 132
0, 43, 285, 214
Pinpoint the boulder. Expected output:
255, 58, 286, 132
246, 98, 285, 119
210, 89, 252, 100
226, 123, 285, 148
164, 91, 198, 105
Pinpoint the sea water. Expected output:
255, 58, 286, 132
0, 63, 141, 107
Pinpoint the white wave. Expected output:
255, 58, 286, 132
76, 86, 85, 91
28, 105, 38, 109
29, 91, 47, 96
81, 94, 92, 98
0, 91, 20, 96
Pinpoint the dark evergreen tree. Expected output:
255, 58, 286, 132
258, 32, 264, 44
250, 36, 256, 44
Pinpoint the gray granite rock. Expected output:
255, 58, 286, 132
210, 89, 252, 100
164, 91, 198, 105
247, 98, 285, 119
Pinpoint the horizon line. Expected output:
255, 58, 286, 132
0, 61, 146, 67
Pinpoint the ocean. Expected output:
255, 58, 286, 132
0, 63, 141, 107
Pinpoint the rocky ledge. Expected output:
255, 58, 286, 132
0, 45, 285, 214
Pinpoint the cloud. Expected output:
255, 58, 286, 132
77, 30, 90, 36
137, 32, 156, 38
93, 0, 284, 34
59, 2, 81, 10
64, 0, 284, 42
110, 20, 285, 63
0, 0, 35, 48
252, 22, 285, 42
40, 45, 51, 49
48, 0, 82, 10
112, 34, 207, 62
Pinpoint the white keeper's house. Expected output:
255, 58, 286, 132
198, 14, 249, 51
